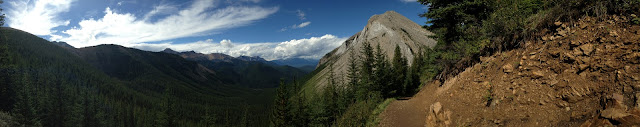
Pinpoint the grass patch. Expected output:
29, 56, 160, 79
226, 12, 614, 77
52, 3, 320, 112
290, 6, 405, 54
367, 98, 396, 127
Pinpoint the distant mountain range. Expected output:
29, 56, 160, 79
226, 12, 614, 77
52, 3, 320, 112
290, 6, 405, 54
161, 48, 318, 71
160, 48, 309, 88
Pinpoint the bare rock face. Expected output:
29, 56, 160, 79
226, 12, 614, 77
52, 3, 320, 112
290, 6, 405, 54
318, 11, 436, 67
311, 11, 437, 90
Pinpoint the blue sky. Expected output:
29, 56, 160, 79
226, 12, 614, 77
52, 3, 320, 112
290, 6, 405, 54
3, 0, 428, 60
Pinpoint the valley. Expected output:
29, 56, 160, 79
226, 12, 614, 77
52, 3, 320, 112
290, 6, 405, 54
2, 0, 640, 127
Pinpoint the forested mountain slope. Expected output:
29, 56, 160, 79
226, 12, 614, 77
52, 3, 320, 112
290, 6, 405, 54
0, 27, 274, 126
162, 49, 308, 88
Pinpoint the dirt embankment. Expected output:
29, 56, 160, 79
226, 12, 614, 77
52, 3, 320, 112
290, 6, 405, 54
379, 15, 640, 126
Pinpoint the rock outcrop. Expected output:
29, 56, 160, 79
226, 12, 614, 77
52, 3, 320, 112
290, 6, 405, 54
308, 11, 437, 90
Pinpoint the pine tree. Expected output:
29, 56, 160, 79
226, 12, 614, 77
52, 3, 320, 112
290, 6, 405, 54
358, 41, 375, 100
323, 65, 339, 126
0, 41, 15, 111
405, 52, 423, 95
155, 86, 175, 127
270, 80, 289, 127
292, 80, 309, 127
13, 72, 41, 126
392, 45, 408, 97
374, 44, 391, 97
344, 50, 359, 104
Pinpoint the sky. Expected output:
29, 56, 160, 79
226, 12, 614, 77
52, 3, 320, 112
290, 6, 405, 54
2, 0, 429, 60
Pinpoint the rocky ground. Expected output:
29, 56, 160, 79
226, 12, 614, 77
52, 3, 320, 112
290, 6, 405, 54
379, 15, 640, 126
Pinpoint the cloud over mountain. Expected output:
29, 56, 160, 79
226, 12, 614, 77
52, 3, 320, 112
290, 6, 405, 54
134, 34, 346, 60
7, 0, 278, 48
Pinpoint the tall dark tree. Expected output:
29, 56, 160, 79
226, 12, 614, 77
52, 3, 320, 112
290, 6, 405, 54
13, 72, 41, 126
391, 45, 408, 96
344, 50, 359, 103
405, 52, 423, 95
0, 40, 14, 111
292, 78, 309, 127
373, 44, 391, 97
155, 86, 176, 127
357, 41, 375, 100
322, 65, 339, 126
271, 80, 290, 127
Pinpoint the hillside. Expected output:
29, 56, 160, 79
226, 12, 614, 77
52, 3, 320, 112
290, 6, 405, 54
379, 15, 640, 126
0, 27, 275, 126
162, 49, 308, 88
303, 11, 437, 93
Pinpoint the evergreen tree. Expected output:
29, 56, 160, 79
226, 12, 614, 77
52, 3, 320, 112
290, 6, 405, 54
291, 78, 309, 127
13, 72, 41, 126
374, 44, 391, 97
0, 41, 15, 111
155, 86, 175, 127
270, 80, 289, 127
322, 65, 339, 126
344, 50, 359, 105
405, 52, 423, 96
358, 41, 375, 100
391, 45, 408, 96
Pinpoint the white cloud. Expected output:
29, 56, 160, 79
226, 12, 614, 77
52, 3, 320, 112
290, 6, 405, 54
280, 21, 311, 31
296, 21, 311, 28
134, 34, 346, 60
7, 0, 74, 35
296, 9, 306, 20
49, 0, 278, 48
143, 3, 178, 21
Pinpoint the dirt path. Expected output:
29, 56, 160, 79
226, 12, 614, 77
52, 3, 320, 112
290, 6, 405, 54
378, 81, 442, 127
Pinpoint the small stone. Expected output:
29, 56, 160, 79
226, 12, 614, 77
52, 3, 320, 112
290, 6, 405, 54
564, 52, 576, 61
613, 93, 624, 103
579, 64, 589, 71
579, 44, 595, 55
432, 102, 442, 114
601, 108, 630, 119
503, 64, 514, 73
610, 31, 618, 37
566, 107, 571, 111
555, 21, 563, 26
532, 71, 544, 79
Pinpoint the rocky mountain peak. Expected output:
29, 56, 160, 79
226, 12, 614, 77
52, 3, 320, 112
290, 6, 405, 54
311, 10, 437, 89
161, 48, 179, 54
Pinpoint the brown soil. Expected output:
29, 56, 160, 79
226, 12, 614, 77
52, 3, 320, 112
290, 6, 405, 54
379, 15, 640, 127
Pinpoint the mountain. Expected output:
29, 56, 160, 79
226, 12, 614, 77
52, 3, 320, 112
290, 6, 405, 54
161, 49, 308, 88
271, 58, 319, 68
303, 11, 437, 91
236, 55, 268, 62
0, 27, 275, 126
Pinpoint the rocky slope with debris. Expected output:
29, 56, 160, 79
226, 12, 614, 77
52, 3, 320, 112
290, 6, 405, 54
306, 11, 437, 91
379, 15, 640, 126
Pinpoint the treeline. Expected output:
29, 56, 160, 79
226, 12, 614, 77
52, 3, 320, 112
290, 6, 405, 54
417, 0, 640, 82
0, 27, 271, 126
270, 42, 422, 126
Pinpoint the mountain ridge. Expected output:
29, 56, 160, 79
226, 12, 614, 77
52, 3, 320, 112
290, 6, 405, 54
304, 10, 437, 91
